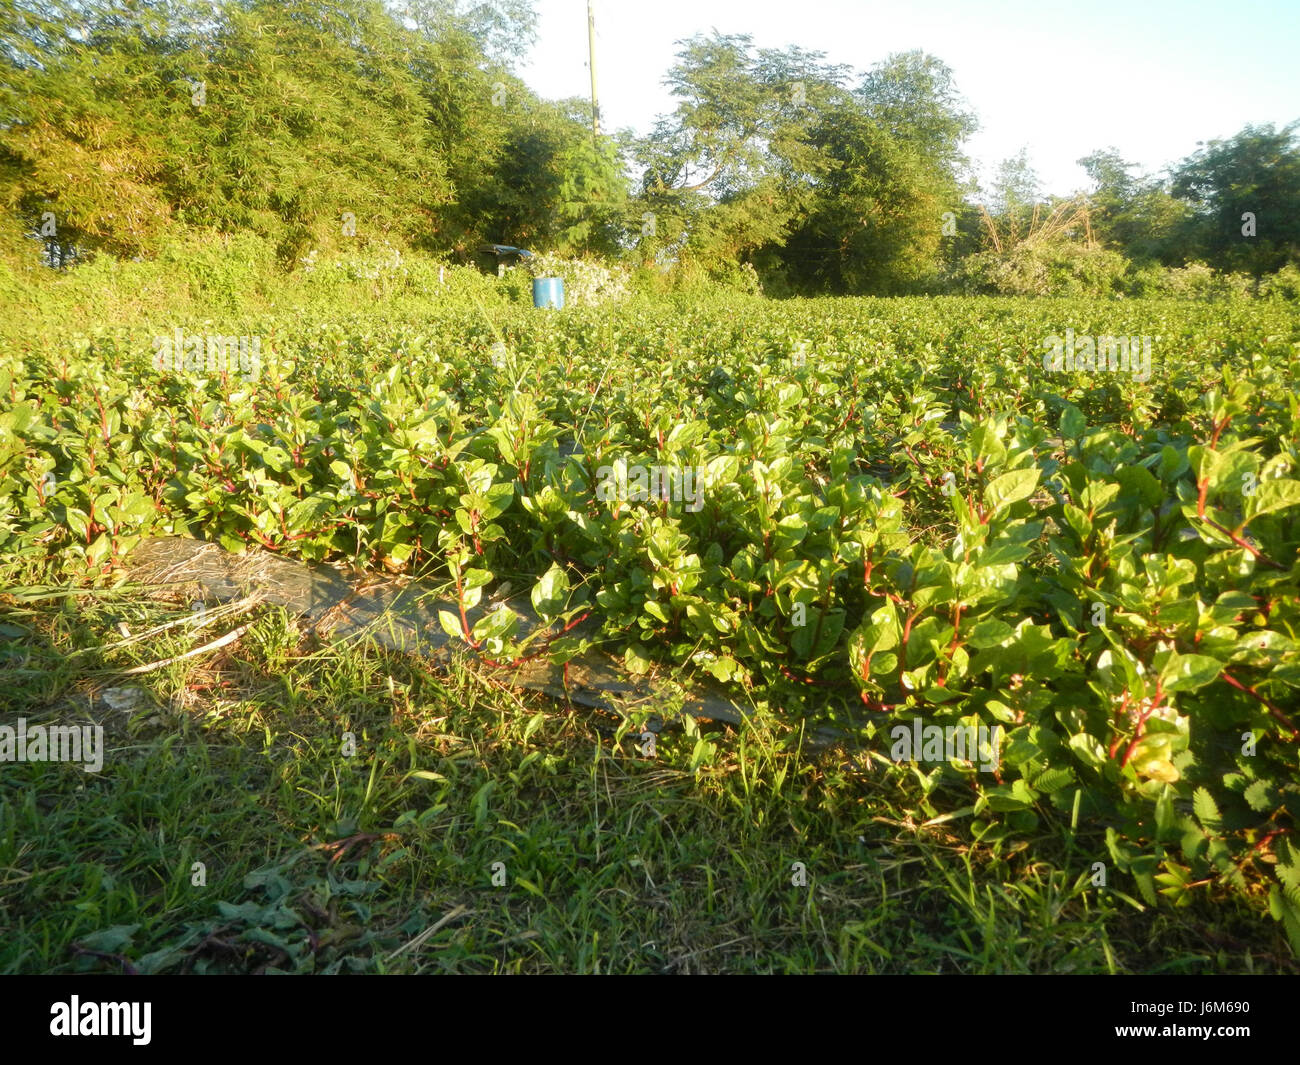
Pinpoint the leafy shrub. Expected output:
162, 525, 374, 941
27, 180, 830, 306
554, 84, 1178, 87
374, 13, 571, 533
627, 258, 765, 302
1134, 261, 1256, 300
1122, 263, 1173, 299
294, 244, 516, 311
157, 230, 277, 309
705, 259, 765, 297
497, 264, 534, 306
954, 241, 1128, 296
297, 240, 408, 289
1259, 263, 1300, 301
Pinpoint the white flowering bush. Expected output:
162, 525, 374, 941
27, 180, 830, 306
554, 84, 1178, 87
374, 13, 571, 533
1159, 261, 1255, 300
526, 252, 630, 307
299, 242, 408, 284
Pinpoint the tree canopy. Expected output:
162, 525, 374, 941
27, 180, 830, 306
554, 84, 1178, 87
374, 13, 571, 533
2, 3, 1296, 289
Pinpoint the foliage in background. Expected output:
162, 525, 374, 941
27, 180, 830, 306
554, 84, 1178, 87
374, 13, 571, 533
1170, 124, 1300, 276
3, 4, 1298, 293
953, 242, 1129, 297
0, 0, 612, 262
767, 51, 977, 296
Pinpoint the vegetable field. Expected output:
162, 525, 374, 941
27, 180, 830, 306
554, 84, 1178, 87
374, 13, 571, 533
3, 291, 1300, 967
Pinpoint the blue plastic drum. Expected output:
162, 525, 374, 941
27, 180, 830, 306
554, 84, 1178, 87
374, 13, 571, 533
532, 276, 565, 309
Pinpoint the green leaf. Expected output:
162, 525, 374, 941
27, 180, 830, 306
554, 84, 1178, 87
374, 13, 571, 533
983, 779, 1038, 811
1248, 478, 1300, 518
624, 643, 652, 675
967, 618, 1014, 648
1032, 767, 1075, 793
1059, 404, 1085, 440
516, 877, 545, 899
65, 508, 89, 539
1158, 652, 1223, 693
705, 655, 741, 682
522, 711, 545, 744
406, 770, 448, 783
1192, 787, 1222, 830
1115, 465, 1163, 508
472, 780, 493, 828
472, 604, 517, 642
438, 610, 464, 640
983, 468, 1039, 512
1243, 779, 1274, 812
77, 924, 140, 953
530, 562, 569, 618
262, 445, 292, 472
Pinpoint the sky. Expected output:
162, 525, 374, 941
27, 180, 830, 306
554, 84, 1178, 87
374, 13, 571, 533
516, 0, 1300, 199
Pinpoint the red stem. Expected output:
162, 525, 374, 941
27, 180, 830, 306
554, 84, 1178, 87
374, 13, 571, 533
1222, 671, 1299, 740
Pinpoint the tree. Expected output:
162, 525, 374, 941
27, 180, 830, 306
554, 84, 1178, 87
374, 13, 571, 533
455, 95, 627, 255
985, 149, 1040, 246
196, 0, 452, 261
859, 49, 975, 174
1078, 148, 1195, 264
0, 0, 196, 256
771, 51, 976, 294
0, 0, 608, 264
1170, 123, 1300, 274
0, 0, 457, 260
631, 33, 849, 275
398, 0, 537, 66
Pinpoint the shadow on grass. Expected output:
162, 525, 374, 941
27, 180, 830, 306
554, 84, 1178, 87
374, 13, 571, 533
0, 590, 1293, 974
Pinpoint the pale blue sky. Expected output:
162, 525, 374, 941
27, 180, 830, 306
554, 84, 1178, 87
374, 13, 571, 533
517, 0, 1300, 198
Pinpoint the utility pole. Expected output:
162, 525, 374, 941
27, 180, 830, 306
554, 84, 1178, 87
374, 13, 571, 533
587, 0, 600, 140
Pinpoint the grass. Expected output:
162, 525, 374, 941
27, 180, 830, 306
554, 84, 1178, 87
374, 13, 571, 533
1, 587, 1293, 974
